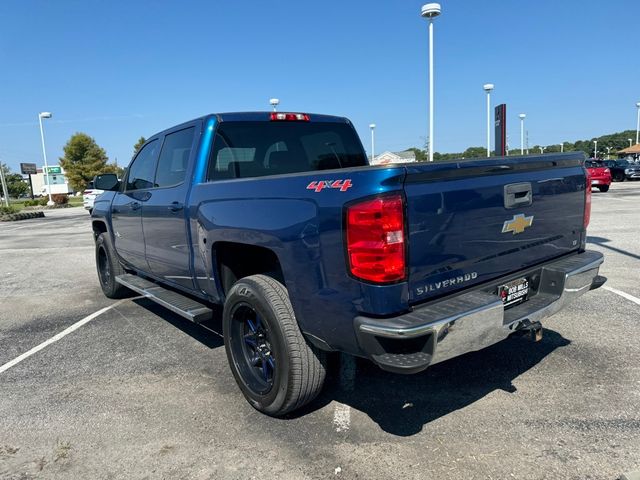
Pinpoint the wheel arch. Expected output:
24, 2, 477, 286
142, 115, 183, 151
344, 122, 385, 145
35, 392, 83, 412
213, 241, 285, 297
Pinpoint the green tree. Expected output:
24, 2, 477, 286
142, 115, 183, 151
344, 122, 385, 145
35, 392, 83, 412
103, 162, 125, 179
6, 173, 29, 197
133, 136, 146, 156
59, 133, 110, 192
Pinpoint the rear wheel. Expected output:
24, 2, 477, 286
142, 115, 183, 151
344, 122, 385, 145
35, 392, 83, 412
95, 233, 130, 298
598, 185, 610, 192
613, 172, 625, 182
223, 274, 326, 416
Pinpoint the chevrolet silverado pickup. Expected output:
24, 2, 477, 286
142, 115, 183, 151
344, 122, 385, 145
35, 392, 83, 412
91, 111, 605, 416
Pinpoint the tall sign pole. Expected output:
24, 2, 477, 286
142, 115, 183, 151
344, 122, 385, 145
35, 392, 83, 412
21, 163, 37, 199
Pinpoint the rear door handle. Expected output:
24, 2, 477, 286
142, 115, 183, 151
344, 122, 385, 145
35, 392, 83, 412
504, 183, 532, 209
169, 201, 184, 212
130, 202, 141, 211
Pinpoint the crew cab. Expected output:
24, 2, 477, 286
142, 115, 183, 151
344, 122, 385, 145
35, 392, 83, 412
584, 160, 611, 192
91, 112, 605, 416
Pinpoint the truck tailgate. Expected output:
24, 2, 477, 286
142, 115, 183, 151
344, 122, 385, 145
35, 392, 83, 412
404, 153, 587, 305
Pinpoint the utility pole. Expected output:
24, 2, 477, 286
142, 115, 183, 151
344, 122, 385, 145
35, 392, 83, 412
0, 162, 10, 207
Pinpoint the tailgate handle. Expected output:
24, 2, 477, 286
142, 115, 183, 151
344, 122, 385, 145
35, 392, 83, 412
504, 183, 532, 209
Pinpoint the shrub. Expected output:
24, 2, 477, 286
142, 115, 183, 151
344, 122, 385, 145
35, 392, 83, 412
0, 205, 18, 215
51, 194, 69, 205
38, 196, 49, 206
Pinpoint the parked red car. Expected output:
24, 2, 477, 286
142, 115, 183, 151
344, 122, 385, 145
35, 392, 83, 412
585, 160, 612, 192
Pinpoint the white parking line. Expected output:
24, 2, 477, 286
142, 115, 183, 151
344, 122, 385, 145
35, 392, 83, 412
602, 285, 640, 306
0, 299, 130, 374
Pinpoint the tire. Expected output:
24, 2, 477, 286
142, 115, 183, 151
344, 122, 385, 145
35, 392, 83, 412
223, 274, 326, 416
95, 232, 130, 299
598, 185, 610, 192
613, 172, 625, 182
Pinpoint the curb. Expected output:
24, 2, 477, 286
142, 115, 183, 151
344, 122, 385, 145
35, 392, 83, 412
0, 211, 46, 222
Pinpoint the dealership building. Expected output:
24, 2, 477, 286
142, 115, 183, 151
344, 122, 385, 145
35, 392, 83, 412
29, 166, 72, 195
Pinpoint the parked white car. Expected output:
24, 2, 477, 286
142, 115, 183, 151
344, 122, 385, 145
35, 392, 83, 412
83, 181, 104, 213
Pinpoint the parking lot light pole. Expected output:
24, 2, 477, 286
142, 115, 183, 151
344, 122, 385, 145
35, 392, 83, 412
636, 102, 640, 144
519, 114, 526, 155
38, 111, 54, 206
421, 3, 441, 162
483, 84, 494, 157
269, 98, 279, 112
629, 139, 633, 148
369, 124, 376, 163
593, 140, 597, 159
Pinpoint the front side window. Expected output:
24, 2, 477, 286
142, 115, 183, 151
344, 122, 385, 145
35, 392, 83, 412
155, 127, 195, 188
126, 139, 159, 191
207, 121, 367, 181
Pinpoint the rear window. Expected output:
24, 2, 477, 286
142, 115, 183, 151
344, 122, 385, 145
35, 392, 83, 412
585, 161, 602, 168
207, 121, 367, 181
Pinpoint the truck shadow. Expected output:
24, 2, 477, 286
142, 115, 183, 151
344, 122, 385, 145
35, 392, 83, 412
133, 298, 569, 437
316, 329, 570, 436
132, 298, 225, 349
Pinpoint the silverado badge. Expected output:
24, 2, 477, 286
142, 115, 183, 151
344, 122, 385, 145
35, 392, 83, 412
502, 214, 533, 235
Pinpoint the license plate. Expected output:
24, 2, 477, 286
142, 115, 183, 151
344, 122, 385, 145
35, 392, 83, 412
498, 278, 529, 307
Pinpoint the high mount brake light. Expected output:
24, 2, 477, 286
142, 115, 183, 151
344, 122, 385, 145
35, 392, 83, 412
346, 194, 406, 283
270, 112, 310, 121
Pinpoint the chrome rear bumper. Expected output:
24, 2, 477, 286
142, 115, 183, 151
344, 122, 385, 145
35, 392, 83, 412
354, 250, 604, 374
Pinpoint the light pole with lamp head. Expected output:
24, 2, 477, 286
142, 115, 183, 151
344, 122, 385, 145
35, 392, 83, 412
636, 102, 640, 144
483, 84, 494, 157
539, 146, 546, 155
519, 114, 526, 155
369, 124, 376, 163
269, 98, 279, 112
593, 140, 598, 159
421, 3, 441, 162
38, 112, 54, 206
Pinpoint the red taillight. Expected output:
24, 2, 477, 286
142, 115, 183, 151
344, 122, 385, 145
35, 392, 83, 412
346, 194, 406, 283
604, 168, 610, 174
584, 179, 591, 228
270, 112, 310, 121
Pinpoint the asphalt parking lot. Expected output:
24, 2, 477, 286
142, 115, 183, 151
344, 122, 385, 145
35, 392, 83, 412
1, 183, 639, 480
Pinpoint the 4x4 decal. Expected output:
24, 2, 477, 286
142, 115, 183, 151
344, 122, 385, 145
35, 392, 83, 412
306, 179, 352, 192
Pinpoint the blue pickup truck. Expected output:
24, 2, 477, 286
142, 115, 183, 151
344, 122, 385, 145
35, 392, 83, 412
91, 111, 605, 416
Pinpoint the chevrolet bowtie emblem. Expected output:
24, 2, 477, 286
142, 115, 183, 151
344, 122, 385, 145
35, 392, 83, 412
502, 214, 534, 235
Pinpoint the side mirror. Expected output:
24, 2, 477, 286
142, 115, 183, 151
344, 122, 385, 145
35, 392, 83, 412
93, 173, 119, 191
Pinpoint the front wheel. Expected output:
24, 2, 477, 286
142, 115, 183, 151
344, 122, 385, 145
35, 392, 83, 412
223, 274, 326, 416
613, 172, 625, 182
95, 233, 130, 299
598, 185, 610, 192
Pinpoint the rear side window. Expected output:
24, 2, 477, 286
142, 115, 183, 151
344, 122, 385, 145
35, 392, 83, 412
207, 121, 367, 181
126, 139, 159, 191
155, 127, 195, 188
